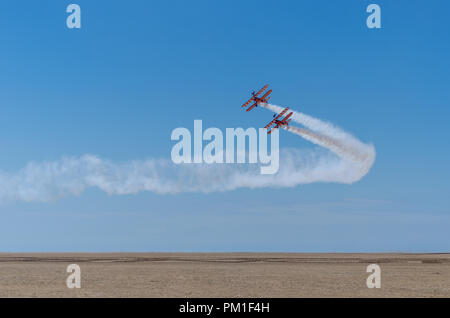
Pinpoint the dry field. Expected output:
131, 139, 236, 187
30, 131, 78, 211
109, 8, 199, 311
0, 253, 449, 297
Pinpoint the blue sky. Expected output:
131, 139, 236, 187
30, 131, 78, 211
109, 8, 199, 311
0, 0, 449, 252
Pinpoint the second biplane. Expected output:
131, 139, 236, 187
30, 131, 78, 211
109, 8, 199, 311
241, 84, 272, 112
264, 107, 293, 134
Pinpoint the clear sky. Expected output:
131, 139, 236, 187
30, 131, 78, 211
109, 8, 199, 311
0, 0, 449, 252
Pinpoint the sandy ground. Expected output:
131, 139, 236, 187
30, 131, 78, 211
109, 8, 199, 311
0, 253, 449, 297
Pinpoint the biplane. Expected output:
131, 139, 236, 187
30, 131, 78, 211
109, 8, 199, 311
264, 107, 293, 134
241, 84, 272, 112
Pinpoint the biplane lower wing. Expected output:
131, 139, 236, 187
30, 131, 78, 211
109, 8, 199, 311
283, 112, 293, 122
267, 123, 282, 134
242, 97, 254, 108
246, 102, 258, 112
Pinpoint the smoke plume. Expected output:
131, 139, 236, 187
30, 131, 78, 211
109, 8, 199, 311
0, 104, 375, 202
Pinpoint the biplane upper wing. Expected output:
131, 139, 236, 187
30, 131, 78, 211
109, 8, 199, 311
279, 107, 289, 116
241, 84, 269, 108
272, 107, 289, 120
254, 84, 269, 97
259, 89, 272, 103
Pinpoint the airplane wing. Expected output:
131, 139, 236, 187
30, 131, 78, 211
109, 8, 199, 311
246, 102, 258, 112
264, 121, 276, 129
281, 112, 293, 122
254, 84, 269, 98
267, 123, 281, 134
242, 97, 255, 108
276, 107, 289, 119
259, 89, 272, 102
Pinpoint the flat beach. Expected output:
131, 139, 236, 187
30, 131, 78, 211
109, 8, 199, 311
0, 253, 448, 297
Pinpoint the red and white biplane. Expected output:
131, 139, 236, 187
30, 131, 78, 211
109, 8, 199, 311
264, 107, 293, 134
241, 84, 272, 112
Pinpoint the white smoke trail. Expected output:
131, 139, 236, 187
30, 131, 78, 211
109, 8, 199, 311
283, 126, 375, 185
0, 149, 361, 203
260, 102, 375, 177
261, 103, 374, 157
0, 104, 375, 202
